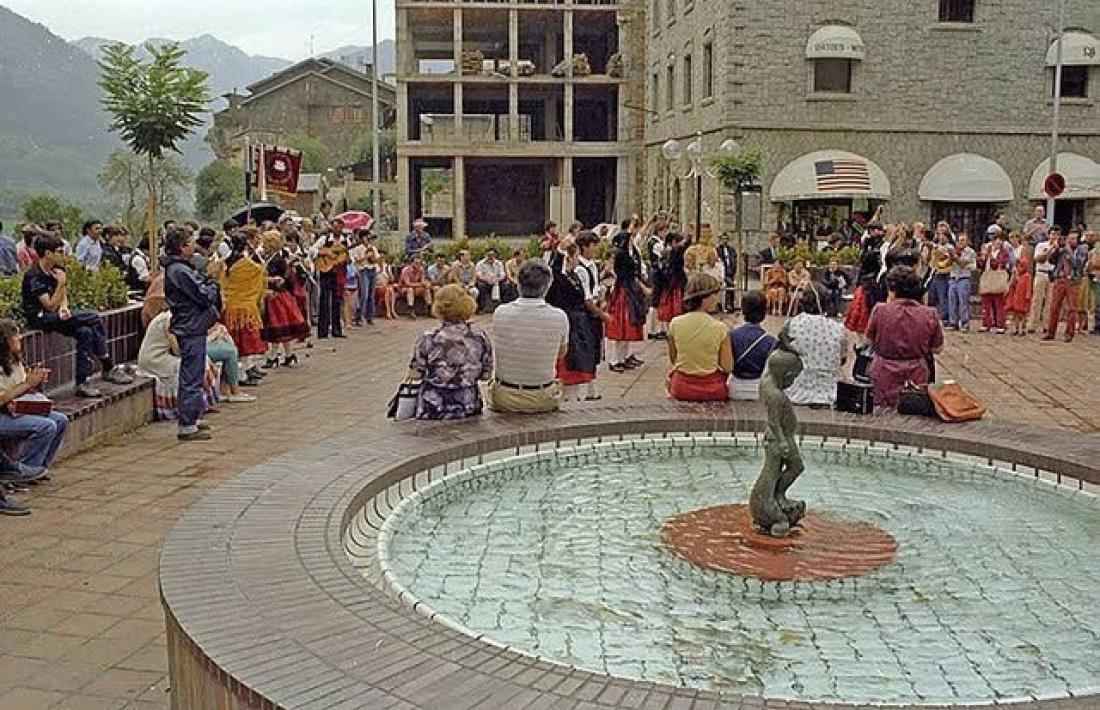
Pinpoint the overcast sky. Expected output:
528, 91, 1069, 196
5, 0, 395, 60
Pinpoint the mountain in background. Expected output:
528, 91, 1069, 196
0, 5, 119, 211
322, 40, 397, 81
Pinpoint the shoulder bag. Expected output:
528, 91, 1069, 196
897, 381, 936, 417
386, 380, 422, 421
978, 263, 1009, 295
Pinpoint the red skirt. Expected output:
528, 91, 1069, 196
656, 286, 683, 323
606, 288, 644, 342
263, 292, 310, 343
225, 320, 267, 357
668, 370, 728, 402
556, 356, 595, 385
844, 285, 870, 334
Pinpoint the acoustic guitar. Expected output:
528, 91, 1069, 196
315, 242, 349, 273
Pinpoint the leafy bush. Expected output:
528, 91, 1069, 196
0, 259, 130, 326
776, 244, 860, 268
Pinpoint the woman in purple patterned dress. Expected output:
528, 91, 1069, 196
409, 284, 494, 420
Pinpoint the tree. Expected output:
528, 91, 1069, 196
348, 128, 397, 171
285, 133, 331, 173
99, 150, 191, 234
21, 195, 85, 238
195, 159, 244, 220
98, 41, 208, 260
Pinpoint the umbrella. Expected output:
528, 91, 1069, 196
229, 203, 284, 227
335, 211, 374, 232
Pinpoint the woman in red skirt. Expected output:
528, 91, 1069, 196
262, 247, 311, 367
606, 229, 648, 372
651, 233, 688, 338
218, 232, 269, 381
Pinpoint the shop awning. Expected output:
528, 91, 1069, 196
918, 154, 1014, 203
769, 150, 889, 202
1028, 152, 1100, 200
1046, 31, 1100, 66
805, 25, 865, 60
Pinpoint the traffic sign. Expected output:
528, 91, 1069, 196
1044, 172, 1066, 198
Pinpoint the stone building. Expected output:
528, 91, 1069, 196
644, 0, 1100, 239
210, 58, 397, 175
395, 0, 645, 237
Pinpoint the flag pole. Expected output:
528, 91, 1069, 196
245, 136, 253, 225
1046, 0, 1065, 229
259, 143, 269, 204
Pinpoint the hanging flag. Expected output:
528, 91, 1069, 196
814, 159, 871, 192
251, 145, 303, 195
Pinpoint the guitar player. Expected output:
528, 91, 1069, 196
309, 218, 349, 340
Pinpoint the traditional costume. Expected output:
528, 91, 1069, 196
219, 254, 268, 357
606, 237, 646, 368
652, 241, 687, 325
263, 251, 311, 343
549, 251, 602, 399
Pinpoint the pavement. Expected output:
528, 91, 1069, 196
0, 312, 1098, 709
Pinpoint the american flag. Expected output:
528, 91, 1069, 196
814, 159, 871, 192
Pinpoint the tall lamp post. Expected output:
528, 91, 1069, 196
660, 132, 740, 241
370, 0, 382, 228
1046, 0, 1066, 228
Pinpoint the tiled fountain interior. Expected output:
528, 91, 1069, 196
350, 437, 1100, 705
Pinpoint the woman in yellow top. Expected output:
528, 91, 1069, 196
218, 231, 269, 361
666, 273, 733, 401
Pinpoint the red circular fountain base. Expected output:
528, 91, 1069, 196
661, 504, 898, 582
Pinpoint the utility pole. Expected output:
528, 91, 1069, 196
1046, 0, 1065, 228
371, 0, 382, 228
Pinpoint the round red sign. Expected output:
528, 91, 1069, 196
1044, 172, 1066, 198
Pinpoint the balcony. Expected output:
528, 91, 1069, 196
419, 113, 535, 142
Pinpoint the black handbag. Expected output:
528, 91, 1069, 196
836, 380, 874, 415
386, 381, 422, 420
852, 344, 875, 384
897, 381, 937, 417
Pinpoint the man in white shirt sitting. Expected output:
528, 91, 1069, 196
488, 261, 569, 414
475, 248, 506, 313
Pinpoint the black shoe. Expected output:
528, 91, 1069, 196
609, 362, 627, 373
625, 355, 645, 367
0, 496, 30, 516
262, 357, 280, 370
238, 376, 261, 388
283, 354, 299, 367
654, 332, 668, 341
0, 466, 47, 484
247, 367, 267, 379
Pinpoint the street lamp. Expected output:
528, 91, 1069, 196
661, 132, 740, 242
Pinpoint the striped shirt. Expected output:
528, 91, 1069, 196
492, 298, 570, 386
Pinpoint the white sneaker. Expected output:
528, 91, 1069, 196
223, 393, 257, 403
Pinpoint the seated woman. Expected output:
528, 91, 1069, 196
138, 310, 222, 421
727, 291, 776, 400
0, 319, 67, 482
667, 273, 733, 402
786, 258, 812, 315
764, 263, 788, 316
783, 284, 847, 408
866, 266, 945, 408
408, 284, 494, 420
207, 323, 257, 400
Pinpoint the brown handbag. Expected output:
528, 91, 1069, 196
978, 267, 1009, 295
928, 381, 986, 423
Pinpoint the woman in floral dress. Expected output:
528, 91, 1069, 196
408, 284, 493, 420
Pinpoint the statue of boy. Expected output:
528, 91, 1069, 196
749, 344, 806, 537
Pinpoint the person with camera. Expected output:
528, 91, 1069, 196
1042, 229, 1089, 342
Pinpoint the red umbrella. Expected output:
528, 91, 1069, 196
335, 211, 374, 232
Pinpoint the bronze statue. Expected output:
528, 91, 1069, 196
749, 341, 806, 538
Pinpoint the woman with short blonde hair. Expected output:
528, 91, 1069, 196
408, 284, 493, 420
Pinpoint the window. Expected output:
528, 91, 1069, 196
813, 58, 852, 93
666, 63, 675, 111
330, 105, 366, 124
651, 0, 660, 30
702, 42, 714, 99
651, 71, 660, 119
682, 54, 693, 105
939, 0, 975, 22
1056, 66, 1090, 98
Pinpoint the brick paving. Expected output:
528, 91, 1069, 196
0, 313, 1098, 709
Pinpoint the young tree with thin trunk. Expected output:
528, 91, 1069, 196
98, 42, 208, 264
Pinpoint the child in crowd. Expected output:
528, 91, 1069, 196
1005, 248, 1033, 336
819, 258, 848, 318
764, 263, 788, 316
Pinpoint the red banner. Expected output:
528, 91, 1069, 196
251, 145, 303, 195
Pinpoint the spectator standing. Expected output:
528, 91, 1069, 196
1005, 248, 1033, 336
1023, 204, 1049, 246
977, 229, 1011, 334
408, 284, 493, 420
100, 225, 128, 273
21, 233, 133, 397
1029, 228, 1058, 333
0, 221, 18, 276
1043, 229, 1089, 342
928, 224, 954, 321
784, 284, 847, 408
539, 221, 561, 261
16, 224, 38, 270
727, 292, 776, 400
1087, 232, 1100, 335
75, 219, 104, 271
405, 218, 432, 259
716, 233, 738, 312
488, 261, 569, 413
475, 248, 506, 312
502, 249, 524, 303
162, 229, 224, 441
351, 231, 380, 326
946, 233, 976, 332
866, 266, 945, 408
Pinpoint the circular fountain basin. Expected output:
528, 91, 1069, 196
380, 439, 1100, 705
